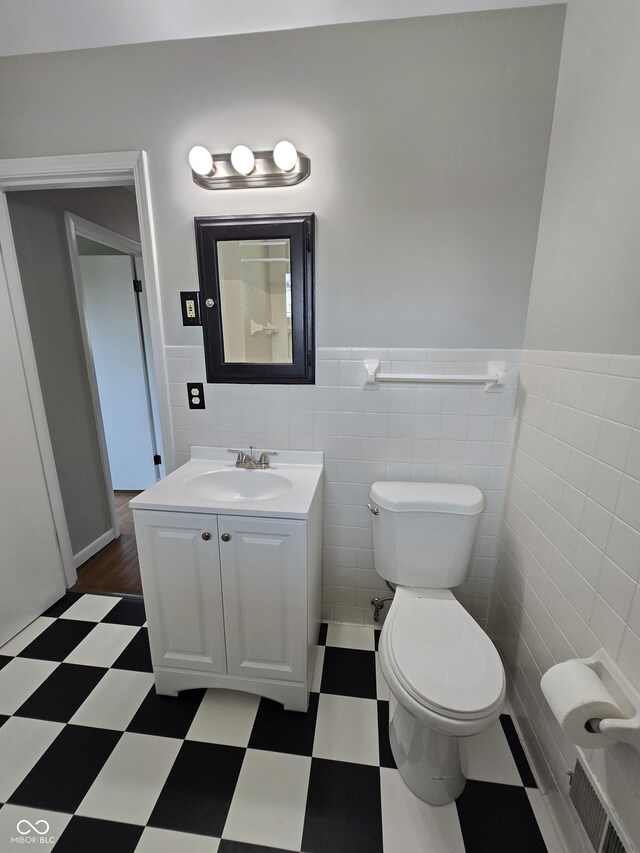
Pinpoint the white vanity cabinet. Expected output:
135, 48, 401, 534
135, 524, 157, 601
131, 447, 323, 711
131, 449, 323, 712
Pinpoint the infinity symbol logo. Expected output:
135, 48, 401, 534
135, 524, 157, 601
16, 820, 50, 835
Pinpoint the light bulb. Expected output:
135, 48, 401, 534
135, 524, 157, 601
188, 145, 214, 176
273, 140, 298, 172
230, 145, 255, 176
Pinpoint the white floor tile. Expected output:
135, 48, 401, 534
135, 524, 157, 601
313, 693, 379, 766
0, 804, 71, 848
186, 689, 260, 747
70, 669, 154, 730
311, 645, 325, 693
326, 622, 376, 651
380, 767, 466, 853
460, 719, 522, 786
375, 652, 389, 700
526, 789, 566, 853
222, 749, 311, 850
135, 827, 219, 852
0, 657, 59, 715
0, 617, 56, 656
76, 732, 181, 825
64, 623, 140, 668
60, 594, 120, 622
0, 716, 64, 801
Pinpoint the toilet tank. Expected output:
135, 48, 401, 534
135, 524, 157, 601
369, 482, 484, 588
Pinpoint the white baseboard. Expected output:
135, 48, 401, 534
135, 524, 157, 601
73, 528, 115, 569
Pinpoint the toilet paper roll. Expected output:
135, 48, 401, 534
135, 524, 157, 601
541, 661, 625, 748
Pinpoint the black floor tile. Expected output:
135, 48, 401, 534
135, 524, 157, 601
41, 591, 83, 618
302, 758, 383, 853
219, 841, 293, 852
15, 663, 106, 722
8, 724, 121, 813
249, 692, 319, 756
0, 715, 8, 728
127, 686, 205, 739
111, 628, 152, 672
456, 780, 547, 853
101, 598, 146, 627
377, 701, 395, 769
18, 619, 95, 661
148, 740, 245, 837
320, 647, 377, 699
317, 623, 328, 646
374, 629, 381, 651
500, 714, 537, 788
0, 655, 11, 670
54, 816, 143, 853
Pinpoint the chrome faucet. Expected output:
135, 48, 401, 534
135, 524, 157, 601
228, 447, 278, 470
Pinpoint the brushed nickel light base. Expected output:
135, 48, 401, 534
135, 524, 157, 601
192, 150, 310, 190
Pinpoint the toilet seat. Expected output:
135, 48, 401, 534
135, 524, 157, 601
379, 589, 505, 733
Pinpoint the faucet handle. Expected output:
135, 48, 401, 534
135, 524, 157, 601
257, 450, 278, 469
228, 448, 248, 467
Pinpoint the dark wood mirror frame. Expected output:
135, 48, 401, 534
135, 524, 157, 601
194, 213, 315, 384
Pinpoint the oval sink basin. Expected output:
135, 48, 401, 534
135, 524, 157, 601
183, 469, 292, 502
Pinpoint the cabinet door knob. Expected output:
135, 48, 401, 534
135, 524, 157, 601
221, 533, 231, 542
201, 532, 211, 541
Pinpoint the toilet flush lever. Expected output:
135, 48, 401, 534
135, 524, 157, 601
367, 503, 379, 516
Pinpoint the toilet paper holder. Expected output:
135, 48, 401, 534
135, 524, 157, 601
574, 649, 640, 748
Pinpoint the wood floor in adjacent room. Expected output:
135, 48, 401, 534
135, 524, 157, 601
73, 490, 143, 596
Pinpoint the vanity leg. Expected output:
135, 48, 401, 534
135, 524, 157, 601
155, 687, 179, 697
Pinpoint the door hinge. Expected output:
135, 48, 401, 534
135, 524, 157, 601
153, 454, 162, 465
133, 279, 143, 293
307, 351, 313, 367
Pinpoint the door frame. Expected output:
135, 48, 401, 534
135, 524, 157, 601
0, 151, 175, 587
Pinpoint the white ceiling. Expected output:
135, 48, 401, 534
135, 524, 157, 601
0, 0, 562, 58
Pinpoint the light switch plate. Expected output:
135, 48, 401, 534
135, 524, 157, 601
180, 291, 201, 326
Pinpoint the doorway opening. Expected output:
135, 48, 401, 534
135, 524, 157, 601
65, 214, 165, 595
0, 152, 173, 602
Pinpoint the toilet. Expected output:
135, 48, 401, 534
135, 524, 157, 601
369, 481, 505, 805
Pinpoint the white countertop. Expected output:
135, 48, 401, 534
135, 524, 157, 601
130, 447, 323, 519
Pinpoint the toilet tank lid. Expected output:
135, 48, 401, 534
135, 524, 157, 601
370, 482, 484, 514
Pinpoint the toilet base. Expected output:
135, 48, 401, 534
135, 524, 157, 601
388, 694, 465, 805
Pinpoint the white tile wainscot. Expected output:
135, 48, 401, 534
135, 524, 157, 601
165, 346, 520, 627
488, 350, 640, 852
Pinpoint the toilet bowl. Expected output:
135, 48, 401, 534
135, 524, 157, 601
379, 586, 505, 803
369, 481, 505, 805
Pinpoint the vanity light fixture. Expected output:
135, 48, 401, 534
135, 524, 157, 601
188, 140, 310, 190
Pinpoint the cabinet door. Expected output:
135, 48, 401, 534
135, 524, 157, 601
219, 516, 307, 683
134, 510, 226, 673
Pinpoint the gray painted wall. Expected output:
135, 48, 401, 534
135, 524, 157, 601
0, 7, 565, 349
7, 187, 140, 555
524, 0, 640, 355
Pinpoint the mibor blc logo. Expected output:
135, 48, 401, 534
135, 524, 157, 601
11, 819, 55, 845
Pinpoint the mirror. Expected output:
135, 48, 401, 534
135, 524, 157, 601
217, 238, 292, 364
195, 214, 315, 384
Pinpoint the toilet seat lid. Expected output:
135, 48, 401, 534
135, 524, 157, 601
386, 597, 504, 719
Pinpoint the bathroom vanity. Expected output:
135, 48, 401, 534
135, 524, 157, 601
130, 447, 323, 712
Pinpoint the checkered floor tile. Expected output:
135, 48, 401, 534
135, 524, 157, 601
0, 592, 560, 852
